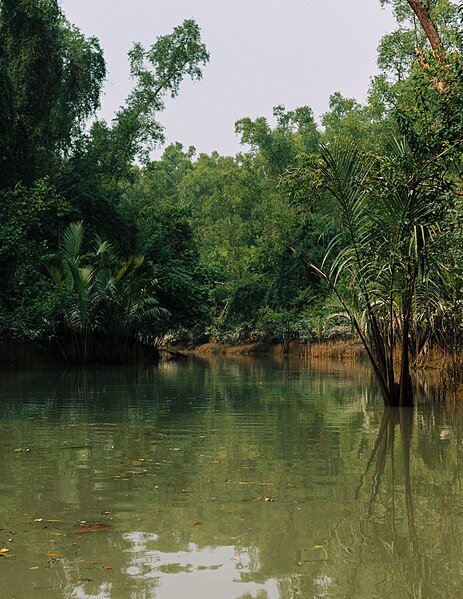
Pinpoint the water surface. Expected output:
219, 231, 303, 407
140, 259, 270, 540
0, 355, 461, 598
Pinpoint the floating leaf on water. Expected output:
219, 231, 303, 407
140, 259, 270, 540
29, 566, 39, 570
102, 565, 113, 571
47, 552, 64, 557
0, 548, 9, 553
76, 523, 110, 534
34, 518, 43, 522
313, 545, 324, 549
194, 521, 204, 527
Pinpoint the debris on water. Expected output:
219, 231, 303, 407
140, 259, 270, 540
76, 523, 111, 534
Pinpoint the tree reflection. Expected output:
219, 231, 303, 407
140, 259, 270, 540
352, 407, 431, 597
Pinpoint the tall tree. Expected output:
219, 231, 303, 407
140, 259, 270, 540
0, 0, 105, 185
406, 0, 444, 50
77, 18, 210, 185
58, 19, 209, 253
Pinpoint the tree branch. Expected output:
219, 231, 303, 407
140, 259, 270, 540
407, 1, 444, 54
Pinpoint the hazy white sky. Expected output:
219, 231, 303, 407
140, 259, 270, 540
60, 0, 396, 157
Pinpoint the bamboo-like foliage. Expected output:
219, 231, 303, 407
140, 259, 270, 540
313, 139, 443, 406
44, 221, 167, 363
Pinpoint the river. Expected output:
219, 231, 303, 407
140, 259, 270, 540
0, 354, 461, 598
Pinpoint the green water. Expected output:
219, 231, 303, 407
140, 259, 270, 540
0, 355, 461, 598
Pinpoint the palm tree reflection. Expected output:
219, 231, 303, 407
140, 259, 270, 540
354, 407, 426, 595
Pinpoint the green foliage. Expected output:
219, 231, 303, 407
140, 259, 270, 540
56, 19, 209, 261
321, 91, 397, 151
0, 179, 71, 339
110, 19, 209, 164
311, 138, 447, 405
142, 205, 209, 332
0, 4, 211, 360
395, 49, 463, 154
57, 153, 139, 256
378, 0, 462, 57
121, 159, 210, 333
0, 58, 14, 186
235, 105, 320, 176
43, 222, 166, 363
0, 0, 105, 184
377, 28, 417, 81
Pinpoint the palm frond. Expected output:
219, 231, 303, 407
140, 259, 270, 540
62, 221, 84, 262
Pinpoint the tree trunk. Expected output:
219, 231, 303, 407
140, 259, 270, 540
399, 313, 414, 407
406, 1, 444, 52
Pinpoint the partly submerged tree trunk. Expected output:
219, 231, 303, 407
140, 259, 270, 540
363, 320, 414, 407
398, 314, 414, 407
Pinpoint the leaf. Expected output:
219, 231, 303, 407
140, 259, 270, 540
76, 523, 110, 534
0, 548, 9, 553
47, 552, 64, 557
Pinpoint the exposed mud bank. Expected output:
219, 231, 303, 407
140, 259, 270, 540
168, 338, 367, 360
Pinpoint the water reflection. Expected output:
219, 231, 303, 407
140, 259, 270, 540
0, 357, 461, 598
331, 405, 463, 599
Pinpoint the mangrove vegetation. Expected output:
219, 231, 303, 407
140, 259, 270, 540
2, 0, 463, 405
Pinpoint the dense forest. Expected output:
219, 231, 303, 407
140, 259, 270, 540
2, 0, 463, 405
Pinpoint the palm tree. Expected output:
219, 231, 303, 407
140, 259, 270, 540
44, 221, 167, 363
312, 139, 443, 406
